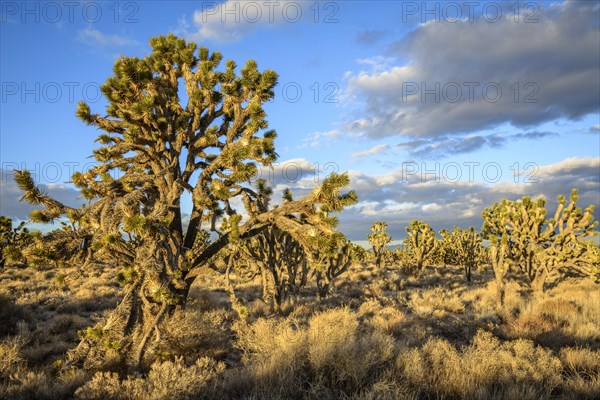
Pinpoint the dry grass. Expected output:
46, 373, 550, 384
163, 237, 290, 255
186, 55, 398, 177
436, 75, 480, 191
75, 357, 224, 400
1, 261, 599, 399
396, 330, 563, 399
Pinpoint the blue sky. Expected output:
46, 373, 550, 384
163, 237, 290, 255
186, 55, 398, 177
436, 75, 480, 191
1, 0, 599, 243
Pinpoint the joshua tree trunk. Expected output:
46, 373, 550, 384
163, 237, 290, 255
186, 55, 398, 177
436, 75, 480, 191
375, 253, 382, 269
316, 272, 331, 300
464, 263, 472, 282
531, 268, 548, 294
495, 279, 505, 309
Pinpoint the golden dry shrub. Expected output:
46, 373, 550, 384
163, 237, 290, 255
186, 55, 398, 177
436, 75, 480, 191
75, 357, 224, 400
560, 347, 600, 378
395, 329, 562, 399
369, 306, 406, 336
505, 291, 600, 348
73, 372, 121, 400
159, 308, 231, 361
408, 287, 465, 316
506, 314, 557, 341
231, 317, 308, 397
559, 347, 600, 399
307, 307, 395, 392
1, 368, 87, 400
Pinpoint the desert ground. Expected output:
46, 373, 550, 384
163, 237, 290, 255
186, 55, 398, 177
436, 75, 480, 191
1, 257, 599, 399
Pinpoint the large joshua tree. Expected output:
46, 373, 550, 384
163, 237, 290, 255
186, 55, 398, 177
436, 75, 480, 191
14, 34, 356, 370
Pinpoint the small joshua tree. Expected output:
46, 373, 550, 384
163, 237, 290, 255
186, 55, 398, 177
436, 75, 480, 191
239, 225, 309, 312
482, 189, 597, 293
0, 216, 31, 268
435, 226, 484, 281
436, 228, 457, 267
367, 221, 392, 268
404, 220, 437, 273
236, 183, 357, 310
313, 234, 358, 299
452, 227, 483, 282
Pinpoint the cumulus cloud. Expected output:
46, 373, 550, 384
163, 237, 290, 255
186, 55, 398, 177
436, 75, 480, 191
356, 29, 388, 45
235, 156, 599, 241
183, 0, 314, 42
352, 144, 390, 158
344, 1, 600, 140
299, 130, 340, 149
77, 27, 138, 47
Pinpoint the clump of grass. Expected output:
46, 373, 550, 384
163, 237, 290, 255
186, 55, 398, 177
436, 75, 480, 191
408, 287, 465, 316
396, 329, 562, 399
0, 336, 26, 380
159, 308, 232, 362
308, 307, 395, 393
230, 316, 309, 398
75, 357, 224, 400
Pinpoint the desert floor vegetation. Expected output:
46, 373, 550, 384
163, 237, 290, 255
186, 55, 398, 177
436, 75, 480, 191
1, 260, 599, 400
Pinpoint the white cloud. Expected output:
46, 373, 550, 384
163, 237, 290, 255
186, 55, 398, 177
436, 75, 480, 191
0, 169, 83, 222
77, 27, 138, 47
250, 156, 598, 241
184, 0, 309, 42
299, 130, 340, 149
352, 144, 390, 158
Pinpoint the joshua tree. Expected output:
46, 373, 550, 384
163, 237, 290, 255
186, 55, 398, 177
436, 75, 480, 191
235, 183, 357, 309
14, 34, 357, 371
313, 235, 358, 299
239, 224, 309, 312
404, 220, 437, 273
0, 216, 31, 268
452, 227, 483, 282
482, 189, 597, 293
436, 228, 457, 267
367, 221, 392, 268
436, 226, 483, 282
